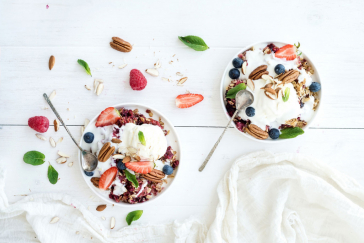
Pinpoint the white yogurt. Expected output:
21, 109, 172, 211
112, 179, 127, 196
118, 123, 167, 161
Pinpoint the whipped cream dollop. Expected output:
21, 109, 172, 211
118, 123, 167, 161
237, 49, 314, 129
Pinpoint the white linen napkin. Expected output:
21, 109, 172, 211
2, 151, 364, 242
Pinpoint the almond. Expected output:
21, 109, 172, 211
96, 205, 107, 211
54, 119, 60, 132
36, 134, 47, 141
123, 156, 131, 163
241, 61, 247, 75
56, 157, 67, 164
110, 217, 115, 229
96, 83, 104, 96
56, 137, 63, 145
57, 151, 69, 158
50, 216, 59, 224
49, 90, 56, 101
264, 91, 277, 100
94, 79, 104, 93
85, 85, 91, 90
118, 64, 127, 69
145, 68, 159, 77
49, 137, 56, 148
49, 56, 55, 70
111, 138, 122, 143
112, 154, 125, 159
177, 77, 188, 86
261, 83, 273, 90
247, 79, 255, 91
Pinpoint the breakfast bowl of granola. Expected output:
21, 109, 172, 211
79, 104, 181, 206
220, 41, 322, 142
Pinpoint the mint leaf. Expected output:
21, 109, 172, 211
124, 170, 139, 188
226, 83, 246, 99
47, 163, 58, 184
126, 210, 143, 225
279, 127, 304, 139
77, 59, 92, 76
282, 87, 290, 102
294, 42, 300, 49
178, 36, 209, 51
23, 151, 45, 165
138, 131, 146, 146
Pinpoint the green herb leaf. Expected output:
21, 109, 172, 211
282, 87, 290, 102
126, 210, 143, 225
47, 163, 58, 184
77, 59, 92, 76
23, 151, 45, 165
294, 42, 300, 49
226, 83, 246, 99
178, 36, 209, 51
124, 170, 139, 188
279, 127, 304, 139
138, 131, 146, 146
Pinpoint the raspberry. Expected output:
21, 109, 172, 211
28, 116, 49, 133
129, 69, 147, 90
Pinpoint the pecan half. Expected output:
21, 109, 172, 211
91, 177, 100, 188
276, 70, 300, 84
110, 37, 132, 52
142, 169, 165, 183
244, 124, 269, 140
98, 142, 115, 162
249, 65, 268, 80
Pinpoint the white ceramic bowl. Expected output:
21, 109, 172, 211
220, 41, 322, 143
79, 103, 182, 207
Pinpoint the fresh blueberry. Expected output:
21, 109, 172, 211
232, 58, 244, 68
84, 170, 94, 176
83, 132, 94, 143
162, 165, 173, 175
229, 68, 240, 79
269, 128, 280, 140
245, 107, 255, 117
117, 160, 126, 171
309, 82, 321, 92
300, 102, 304, 108
274, 64, 285, 75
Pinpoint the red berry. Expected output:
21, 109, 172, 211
175, 94, 204, 109
130, 69, 147, 91
275, 44, 297, 61
95, 107, 121, 127
28, 116, 49, 133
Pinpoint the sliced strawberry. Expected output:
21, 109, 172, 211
275, 44, 297, 61
99, 167, 118, 190
95, 107, 121, 127
125, 161, 154, 174
175, 94, 204, 109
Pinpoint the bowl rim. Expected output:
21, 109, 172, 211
78, 103, 182, 207
219, 40, 323, 143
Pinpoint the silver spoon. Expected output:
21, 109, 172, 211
199, 90, 254, 172
43, 93, 98, 172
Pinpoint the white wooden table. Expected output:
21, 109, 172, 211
1, 0, 364, 232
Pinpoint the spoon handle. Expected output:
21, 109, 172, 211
43, 93, 84, 153
199, 109, 239, 172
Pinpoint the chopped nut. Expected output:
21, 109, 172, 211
35, 134, 47, 141
96, 83, 104, 96
177, 77, 188, 86
50, 216, 59, 224
85, 85, 91, 90
118, 64, 127, 69
145, 68, 159, 77
49, 137, 56, 148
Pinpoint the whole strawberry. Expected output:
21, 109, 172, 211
28, 116, 49, 133
130, 69, 147, 91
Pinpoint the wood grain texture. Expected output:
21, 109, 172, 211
1, 0, 364, 232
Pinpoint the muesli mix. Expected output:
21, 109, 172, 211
224, 43, 321, 140
83, 107, 179, 204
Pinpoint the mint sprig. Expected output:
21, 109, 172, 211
47, 162, 58, 184
282, 87, 290, 102
126, 210, 143, 225
77, 59, 92, 76
23, 151, 45, 165
178, 36, 209, 51
138, 131, 146, 146
226, 83, 246, 99
124, 169, 139, 188
279, 127, 304, 139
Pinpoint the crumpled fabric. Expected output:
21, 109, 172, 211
2, 151, 364, 243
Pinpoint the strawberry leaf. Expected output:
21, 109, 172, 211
77, 59, 92, 76
138, 131, 146, 146
47, 163, 58, 184
124, 169, 139, 188
23, 151, 45, 165
126, 210, 143, 225
226, 83, 246, 99
178, 36, 209, 51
